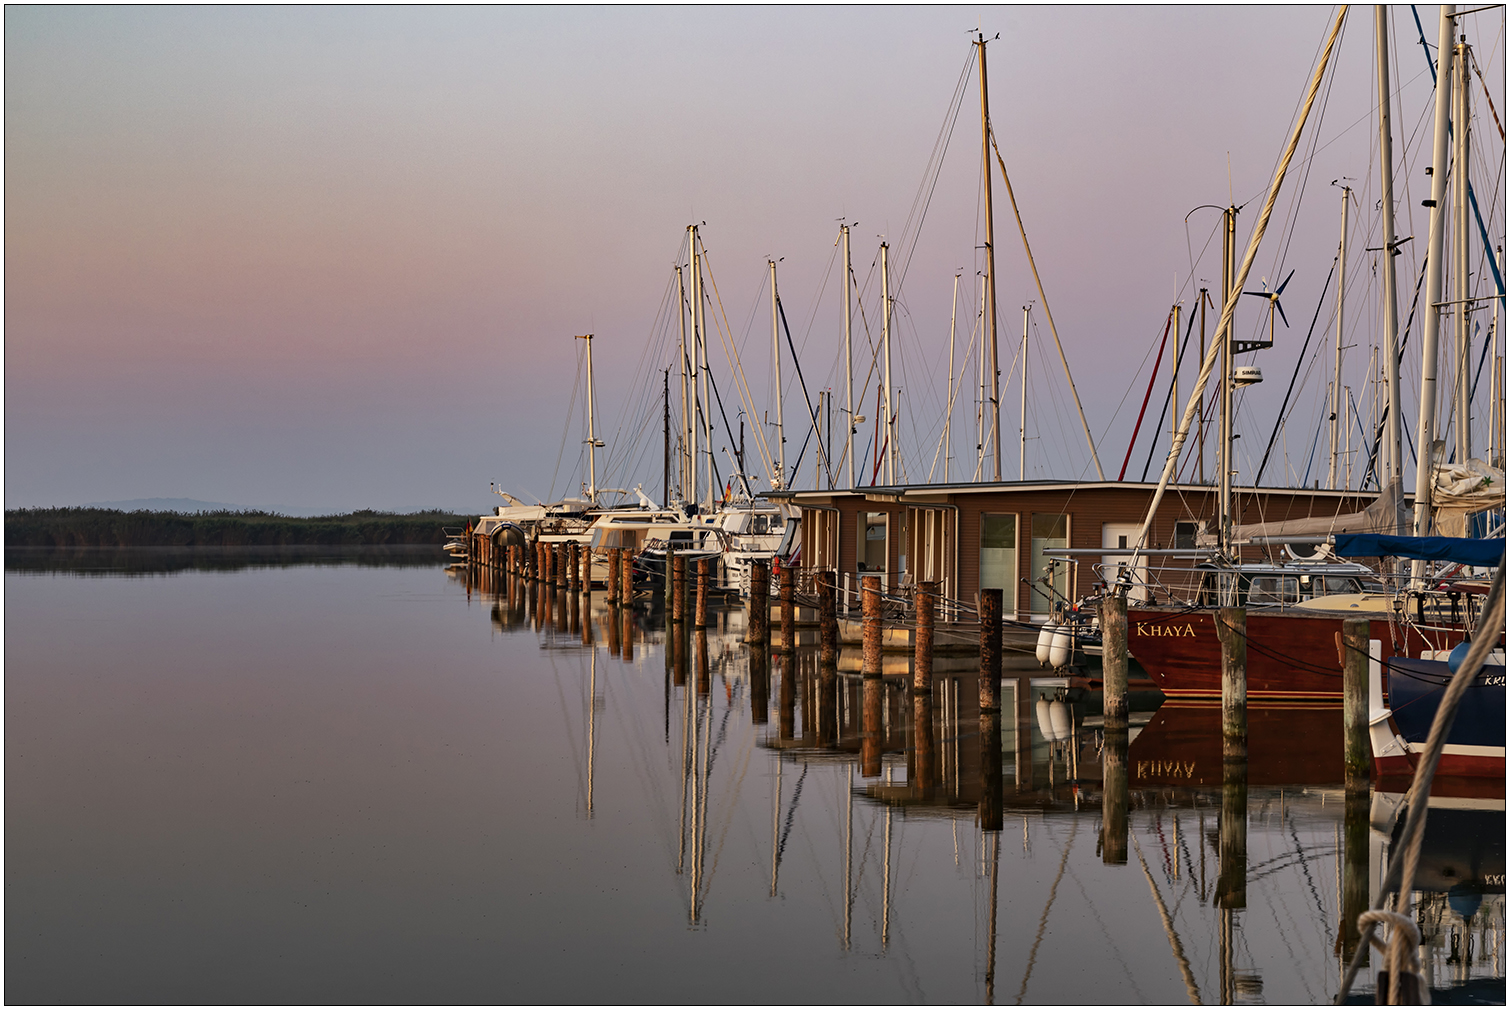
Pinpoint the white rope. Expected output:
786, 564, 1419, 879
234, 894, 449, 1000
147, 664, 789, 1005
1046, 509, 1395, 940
1357, 909, 1427, 1006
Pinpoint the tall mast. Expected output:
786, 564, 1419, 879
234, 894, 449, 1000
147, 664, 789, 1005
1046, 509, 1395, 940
1453, 33, 1472, 461
1198, 289, 1208, 483
1219, 206, 1237, 552
843, 224, 855, 488
1330, 184, 1351, 488
1411, 5, 1456, 567
697, 243, 712, 504
688, 226, 702, 508
677, 265, 691, 500
1376, 5, 1404, 510
945, 273, 959, 483
663, 367, 670, 507
977, 273, 987, 480
770, 259, 786, 489
978, 32, 1003, 480
576, 333, 601, 502
881, 241, 895, 485
1020, 304, 1030, 479
1171, 302, 1182, 456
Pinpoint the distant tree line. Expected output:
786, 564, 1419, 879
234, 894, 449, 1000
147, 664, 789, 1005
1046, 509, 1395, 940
6, 508, 472, 547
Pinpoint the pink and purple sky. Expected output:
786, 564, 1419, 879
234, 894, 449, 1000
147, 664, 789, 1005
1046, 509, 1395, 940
6, 7, 1503, 513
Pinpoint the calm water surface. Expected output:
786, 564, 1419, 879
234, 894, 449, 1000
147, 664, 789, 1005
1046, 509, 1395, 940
6, 549, 1504, 1003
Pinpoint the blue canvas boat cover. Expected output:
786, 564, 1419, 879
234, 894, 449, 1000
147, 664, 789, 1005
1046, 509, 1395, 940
1332, 534, 1505, 567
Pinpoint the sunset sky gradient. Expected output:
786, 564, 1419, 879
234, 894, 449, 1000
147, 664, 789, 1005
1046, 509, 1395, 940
7, 7, 1503, 512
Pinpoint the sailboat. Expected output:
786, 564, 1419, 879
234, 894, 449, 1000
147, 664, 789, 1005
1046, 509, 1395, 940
1113, 6, 1506, 700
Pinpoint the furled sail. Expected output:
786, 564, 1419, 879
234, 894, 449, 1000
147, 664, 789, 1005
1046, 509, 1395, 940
1199, 478, 1406, 545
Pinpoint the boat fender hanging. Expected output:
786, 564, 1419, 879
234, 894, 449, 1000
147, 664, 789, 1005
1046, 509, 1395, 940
1047, 625, 1072, 669
1035, 622, 1057, 665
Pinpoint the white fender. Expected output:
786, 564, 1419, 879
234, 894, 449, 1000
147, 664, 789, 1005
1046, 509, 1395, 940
1047, 625, 1072, 669
1035, 622, 1058, 666
1048, 700, 1072, 742
1035, 698, 1053, 740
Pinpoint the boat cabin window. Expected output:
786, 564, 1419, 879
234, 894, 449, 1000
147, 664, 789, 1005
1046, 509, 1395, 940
1196, 571, 1248, 607
669, 530, 693, 542
1247, 575, 1300, 605
1319, 575, 1362, 595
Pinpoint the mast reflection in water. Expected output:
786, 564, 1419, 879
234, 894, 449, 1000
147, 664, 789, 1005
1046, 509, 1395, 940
6, 549, 1502, 1004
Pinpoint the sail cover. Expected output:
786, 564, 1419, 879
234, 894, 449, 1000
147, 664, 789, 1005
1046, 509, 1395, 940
1203, 478, 1406, 544
1332, 534, 1505, 568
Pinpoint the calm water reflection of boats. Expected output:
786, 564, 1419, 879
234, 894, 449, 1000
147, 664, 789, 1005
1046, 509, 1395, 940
465, 561, 1505, 1004
6, 550, 1502, 1003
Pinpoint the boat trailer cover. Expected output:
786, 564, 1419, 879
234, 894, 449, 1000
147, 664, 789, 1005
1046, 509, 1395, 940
1332, 534, 1505, 568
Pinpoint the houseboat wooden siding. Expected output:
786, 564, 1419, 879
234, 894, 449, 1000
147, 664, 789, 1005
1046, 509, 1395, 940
777, 482, 1378, 620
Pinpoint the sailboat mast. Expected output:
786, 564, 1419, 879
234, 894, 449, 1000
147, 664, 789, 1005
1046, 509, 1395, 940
771, 259, 786, 488
946, 273, 959, 483
977, 273, 987, 480
1411, 5, 1456, 561
1376, 5, 1404, 505
1020, 304, 1030, 479
1220, 206, 1237, 551
677, 265, 691, 500
1171, 302, 1182, 457
881, 241, 895, 484
688, 226, 702, 508
843, 224, 856, 488
1454, 34, 1473, 461
1330, 185, 1351, 488
978, 32, 1003, 481
576, 333, 600, 502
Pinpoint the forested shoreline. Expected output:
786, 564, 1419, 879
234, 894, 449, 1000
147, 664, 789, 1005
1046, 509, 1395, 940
6, 508, 470, 547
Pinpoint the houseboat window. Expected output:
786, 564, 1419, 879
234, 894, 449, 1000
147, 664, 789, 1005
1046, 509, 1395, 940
1247, 575, 1300, 605
858, 512, 888, 572
979, 514, 1017, 600
1029, 514, 1069, 616
1173, 522, 1198, 549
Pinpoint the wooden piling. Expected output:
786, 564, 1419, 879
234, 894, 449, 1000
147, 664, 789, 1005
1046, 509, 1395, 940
671, 554, 687, 623
978, 588, 1003, 713
779, 564, 795, 652
607, 547, 621, 604
1342, 618, 1370, 789
581, 543, 592, 590
1216, 608, 1247, 754
619, 549, 634, 606
978, 710, 1003, 831
747, 559, 769, 645
914, 580, 936, 693
567, 542, 579, 591
1101, 593, 1128, 730
749, 642, 769, 724
818, 569, 838, 666
912, 690, 935, 794
695, 558, 710, 628
861, 575, 882, 676
861, 672, 883, 777
1101, 727, 1129, 864
663, 545, 676, 613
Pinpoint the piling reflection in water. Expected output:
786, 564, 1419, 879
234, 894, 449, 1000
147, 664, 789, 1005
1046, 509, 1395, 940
460, 566, 1505, 1004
